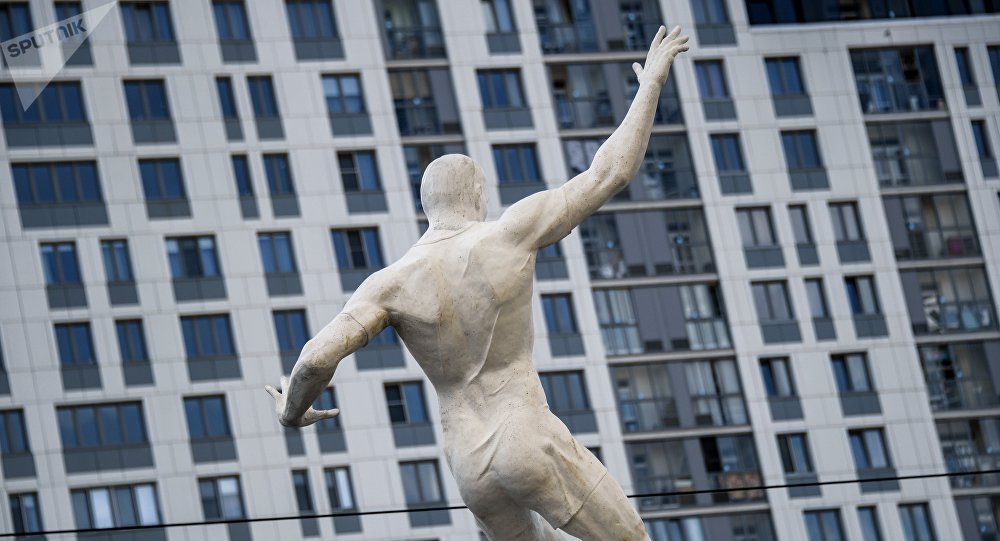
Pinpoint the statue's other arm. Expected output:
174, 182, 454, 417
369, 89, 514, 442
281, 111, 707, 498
498, 25, 688, 249
265, 282, 389, 427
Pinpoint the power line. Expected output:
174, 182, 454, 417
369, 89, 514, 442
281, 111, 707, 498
3, 468, 994, 537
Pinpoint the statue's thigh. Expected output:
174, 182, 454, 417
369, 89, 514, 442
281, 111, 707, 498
475, 506, 562, 541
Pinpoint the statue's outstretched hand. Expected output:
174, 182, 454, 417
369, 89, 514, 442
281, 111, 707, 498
265, 375, 340, 428
632, 25, 689, 86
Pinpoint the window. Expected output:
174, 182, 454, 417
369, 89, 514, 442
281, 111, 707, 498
199, 477, 245, 520
711, 134, 746, 172
285, 0, 339, 39
325, 467, 356, 510
232, 155, 253, 196
482, 0, 516, 33
57, 402, 148, 449
389, 67, 461, 136
493, 144, 541, 184
120, 2, 175, 42
41, 242, 81, 286
539, 371, 591, 414
832, 353, 873, 393
845, 276, 881, 316
166, 236, 220, 279
804, 510, 844, 541
858, 507, 883, 541
115, 320, 148, 364
760, 357, 795, 398
71, 484, 161, 529
804, 279, 830, 318
0, 81, 87, 124
736, 208, 777, 248
695, 60, 729, 99
955, 47, 977, 86
899, 503, 937, 541
247, 76, 279, 119
124, 80, 170, 120
385, 382, 430, 425
339, 151, 382, 193
181, 314, 236, 358
850, 46, 944, 113
12, 162, 101, 206
477, 69, 526, 109
972, 120, 994, 160
849, 428, 891, 470
323, 74, 365, 113
701, 435, 761, 502
313, 388, 341, 431
216, 77, 239, 120
9, 493, 43, 535
692, 0, 731, 24
830, 202, 865, 241
139, 158, 186, 201
55, 322, 95, 366
212, 0, 252, 41
263, 153, 294, 195
331, 228, 383, 270
274, 310, 308, 356
0, 409, 30, 455
400, 460, 445, 506
782, 131, 823, 169
686, 359, 747, 426
100, 240, 133, 283
611, 362, 678, 433
258, 232, 297, 274
766, 57, 805, 96
541, 294, 578, 334
751, 281, 794, 322
184, 396, 231, 440
0, 3, 33, 42
291, 470, 314, 513
778, 433, 813, 474
789, 205, 814, 246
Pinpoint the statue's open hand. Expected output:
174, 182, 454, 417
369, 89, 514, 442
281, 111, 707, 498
632, 25, 689, 86
265, 376, 340, 428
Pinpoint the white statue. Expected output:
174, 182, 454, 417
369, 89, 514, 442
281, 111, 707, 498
267, 25, 689, 540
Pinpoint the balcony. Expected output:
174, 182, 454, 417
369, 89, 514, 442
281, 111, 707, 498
851, 47, 945, 115
706, 471, 765, 504
554, 93, 613, 130
945, 452, 1000, 489
634, 475, 696, 510
619, 397, 680, 433
869, 120, 963, 188
384, 27, 446, 59
538, 21, 599, 54
928, 380, 1000, 412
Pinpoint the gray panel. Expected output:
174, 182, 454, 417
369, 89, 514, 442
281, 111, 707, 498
703, 100, 737, 120
761, 321, 802, 344
78, 529, 166, 541
796, 244, 819, 266
317, 429, 347, 453
559, 410, 597, 434
549, 334, 585, 357
46, 284, 88, 309
536, 259, 568, 280
61, 364, 102, 391
145, 199, 191, 219
130, 120, 176, 144
271, 194, 300, 217
836, 241, 871, 263
719, 172, 752, 194
773, 95, 813, 117
299, 517, 319, 537
955, 497, 986, 541
789, 169, 829, 191
108, 282, 139, 306
858, 467, 900, 493
487, 32, 520, 54
786, 472, 821, 498
333, 515, 362, 534
392, 423, 436, 447
126, 42, 181, 65
812, 318, 836, 341
330, 114, 373, 136
4, 124, 94, 148
239, 195, 259, 219
123, 363, 154, 386
854, 315, 888, 338
266, 273, 303, 297
498, 182, 545, 205
1, 453, 36, 478
63, 445, 153, 473
19, 203, 109, 229
187, 357, 242, 381
964, 87, 982, 107
744, 246, 784, 268
839, 391, 881, 416
767, 396, 803, 421
281, 352, 299, 374
981, 158, 999, 178
256, 118, 284, 140
284, 428, 305, 456
225, 118, 244, 141
0, 371, 8, 395
172, 277, 227, 302
354, 345, 406, 370
339, 268, 373, 292
408, 508, 450, 527
63, 42, 93, 66
293, 38, 345, 60
345, 192, 389, 214
227, 522, 252, 541
190, 438, 238, 463
695, 24, 736, 46
483, 108, 534, 130
220, 40, 257, 63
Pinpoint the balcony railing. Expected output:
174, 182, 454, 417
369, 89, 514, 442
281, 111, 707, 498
586, 245, 714, 280
618, 397, 680, 433
874, 153, 963, 188
685, 318, 731, 350
707, 471, 765, 504
690, 394, 747, 427
394, 102, 442, 136
599, 325, 643, 356
554, 93, 614, 129
898, 228, 979, 260
634, 475, 696, 510
918, 300, 996, 335
618, 20, 661, 51
537, 21, 598, 54
945, 451, 1000, 488
857, 80, 946, 114
927, 379, 1000, 412
385, 27, 445, 59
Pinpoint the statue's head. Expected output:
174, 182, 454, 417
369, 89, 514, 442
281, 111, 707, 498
420, 154, 488, 224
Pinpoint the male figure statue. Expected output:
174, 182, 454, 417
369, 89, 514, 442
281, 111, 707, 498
266, 25, 689, 540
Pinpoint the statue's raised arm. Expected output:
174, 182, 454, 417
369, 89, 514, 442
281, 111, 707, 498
498, 25, 689, 250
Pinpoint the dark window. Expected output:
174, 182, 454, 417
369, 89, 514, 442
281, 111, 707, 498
101, 239, 133, 283
686, 359, 748, 426
273, 310, 308, 355
778, 433, 813, 474
850, 46, 944, 113
493, 144, 541, 184
71, 484, 161, 529
766, 57, 805, 96
325, 467, 356, 510
899, 503, 937, 541
120, 2, 175, 42
0, 3, 33, 42
693, 0, 731, 23
258, 232, 297, 273
55, 322, 95, 366
291, 470, 314, 513
181, 314, 236, 358
198, 476, 245, 520
736, 207, 778, 248
804, 278, 829, 318
972, 120, 994, 159
804, 509, 844, 541
166, 236, 220, 279
858, 507, 883, 541
539, 371, 591, 413
830, 202, 865, 241
611, 362, 677, 433
955, 47, 977, 86
247, 76, 279, 118
331, 228, 383, 270
124, 80, 170, 120
216, 77, 239, 119
285, 0, 339, 39
57, 402, 148, 449
12, 161, 101, 205
313, 388, 341, 431
990, 46, 1000, 84
399, 460, 444, 505
139, 158, 186, 201
40, 242, 82, 285
482, 0, 516, 32
695, 60, 729, 99
848, 428, 891, 469
0, 81, 88, 124
323, 74, 365, 113
760, 357, 795, 397
338, 151, 381, 192
782, 131, 823, 169
384, 382, 429, 425
8, 493, 43, 535
263, 153, 294, 195
184, 396, 231, 439
711, 134, 746, 172
832, 353, 873, 393
0, 409, 30, 454
212, 0, 252, 40
389, 67, 461, 136
845, 276, 881, 316
541, 294, 578, 334
789, 205, 814, 245
751, 281, 794, 322
115, 320, 148, 364
477, 69, 526, 108
232, 155, 253, 196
